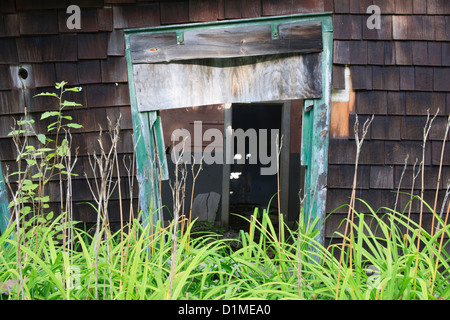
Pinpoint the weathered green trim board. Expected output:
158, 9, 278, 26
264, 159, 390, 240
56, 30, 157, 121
0, 162, 11, 235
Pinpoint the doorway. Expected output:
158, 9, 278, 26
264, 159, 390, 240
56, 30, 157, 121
222, 102, 292, 229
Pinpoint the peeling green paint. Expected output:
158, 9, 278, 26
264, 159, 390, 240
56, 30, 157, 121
0, 162, 11, 236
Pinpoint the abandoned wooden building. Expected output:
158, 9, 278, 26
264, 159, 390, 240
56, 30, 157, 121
0, 0, 449, 247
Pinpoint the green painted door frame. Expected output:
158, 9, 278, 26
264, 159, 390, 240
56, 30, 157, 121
0, 162, 12, 235
124, 12, 333, 243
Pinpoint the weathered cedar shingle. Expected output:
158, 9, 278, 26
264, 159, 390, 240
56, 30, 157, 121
0, 65, 11, 90
0, 0, 15, 13
427, 0, 448, 14
78, 60, 101, 84
427, 42, 442, 66
42, 34, 78, 62
19, 11, 58, 35
15, 0, 68, 10
241, 0, 261, 18
101, 56, 128, 83
160, 1, 190, 25
384, 41, 396, 65
394, 41, 412, 65
414, 67, 433, 91
16, 36, 42, 63
367, 41, 384, 65
261, 0, 324, 15
224, 0, 240, 19
0, 38, 18, 64
32, 63, 56, 87
372, 66, 399, 91
333, 0, 349, 13
442, 43, 450, 66
107, 29, 125, 56
334, 14, 362, 40
370, 166, 394, 189
349, 40, 367, 65
97, 7, 113, 31
394, 165, 442, 190
423, 16, 435, 41
332, 65, 346, 89
350, 65, 372, 90
396, 0, 413, 14
413, 0, 426, 14
355, 91, 387, 115
371, 116, 402, 140
412, 41, 428, 65
113, 3, 160, 29
434, 68, 450, 92
393, 15, 408, 40
399, 66, 415, 90
333, 40, 350, 64
328, 165, 370, 189
401, 116, 428, 140
189, 0, 219, 22
385, 140, 431, 165
408, 15, 424, 40
78, 33, 107, 59
387, 91, 406, 115
405, 92, 445, 115
86, 83, 130, 107
432, 141, 450, 165
55, 62, 79, 85
434, 16, 449, 41
2, 13, 20, 37
329, 139, 385, 164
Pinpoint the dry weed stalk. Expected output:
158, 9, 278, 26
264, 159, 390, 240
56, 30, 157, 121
335, 114, 374, 300
84, 117, 121, 300
168, 139, 188, 299
413, 109, 438, 281
431, 115, 450, 236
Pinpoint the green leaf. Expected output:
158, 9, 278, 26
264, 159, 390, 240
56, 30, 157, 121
17, 119, 35, 126
61, 100, 82, 107
64, 87, 81, 92
66, 123, 83, 129
25, 158, 37, 166
55, 81, 68, 89
41, 111, 60, 120
33, 92, 58, 98
62, 115, 73, 121
37, 133, 46, 145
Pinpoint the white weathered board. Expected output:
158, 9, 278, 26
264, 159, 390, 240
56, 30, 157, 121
134, 53, 322, 111
130, 21, 322, 63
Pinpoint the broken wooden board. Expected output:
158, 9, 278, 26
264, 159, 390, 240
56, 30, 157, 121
134, 52, 322, 111
130, 21, 322, 63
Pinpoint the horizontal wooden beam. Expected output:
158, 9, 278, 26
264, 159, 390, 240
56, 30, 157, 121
134, 53, 322, 111
130, 21, 322, 63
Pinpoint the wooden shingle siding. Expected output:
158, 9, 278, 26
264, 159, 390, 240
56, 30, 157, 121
329, 0, 450, 241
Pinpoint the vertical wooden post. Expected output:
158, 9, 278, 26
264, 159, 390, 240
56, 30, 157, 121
0, 162, 11, 235
221, 103, 232, 228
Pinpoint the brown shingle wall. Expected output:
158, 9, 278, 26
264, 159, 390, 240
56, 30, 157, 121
328, 0, 450, 241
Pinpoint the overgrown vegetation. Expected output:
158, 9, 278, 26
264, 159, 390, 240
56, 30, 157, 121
0, 83, 449, 300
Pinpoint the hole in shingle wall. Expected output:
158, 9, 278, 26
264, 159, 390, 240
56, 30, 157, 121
18, 67, 28, 80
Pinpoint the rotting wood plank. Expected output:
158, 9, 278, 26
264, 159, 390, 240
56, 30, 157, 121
130, 21, 322, 63
134, 53, 322, 111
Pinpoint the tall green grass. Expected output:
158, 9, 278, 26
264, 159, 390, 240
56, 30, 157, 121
1, 196, 449, 300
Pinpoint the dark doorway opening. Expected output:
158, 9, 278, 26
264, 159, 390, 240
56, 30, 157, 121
229, 103, 282, 228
